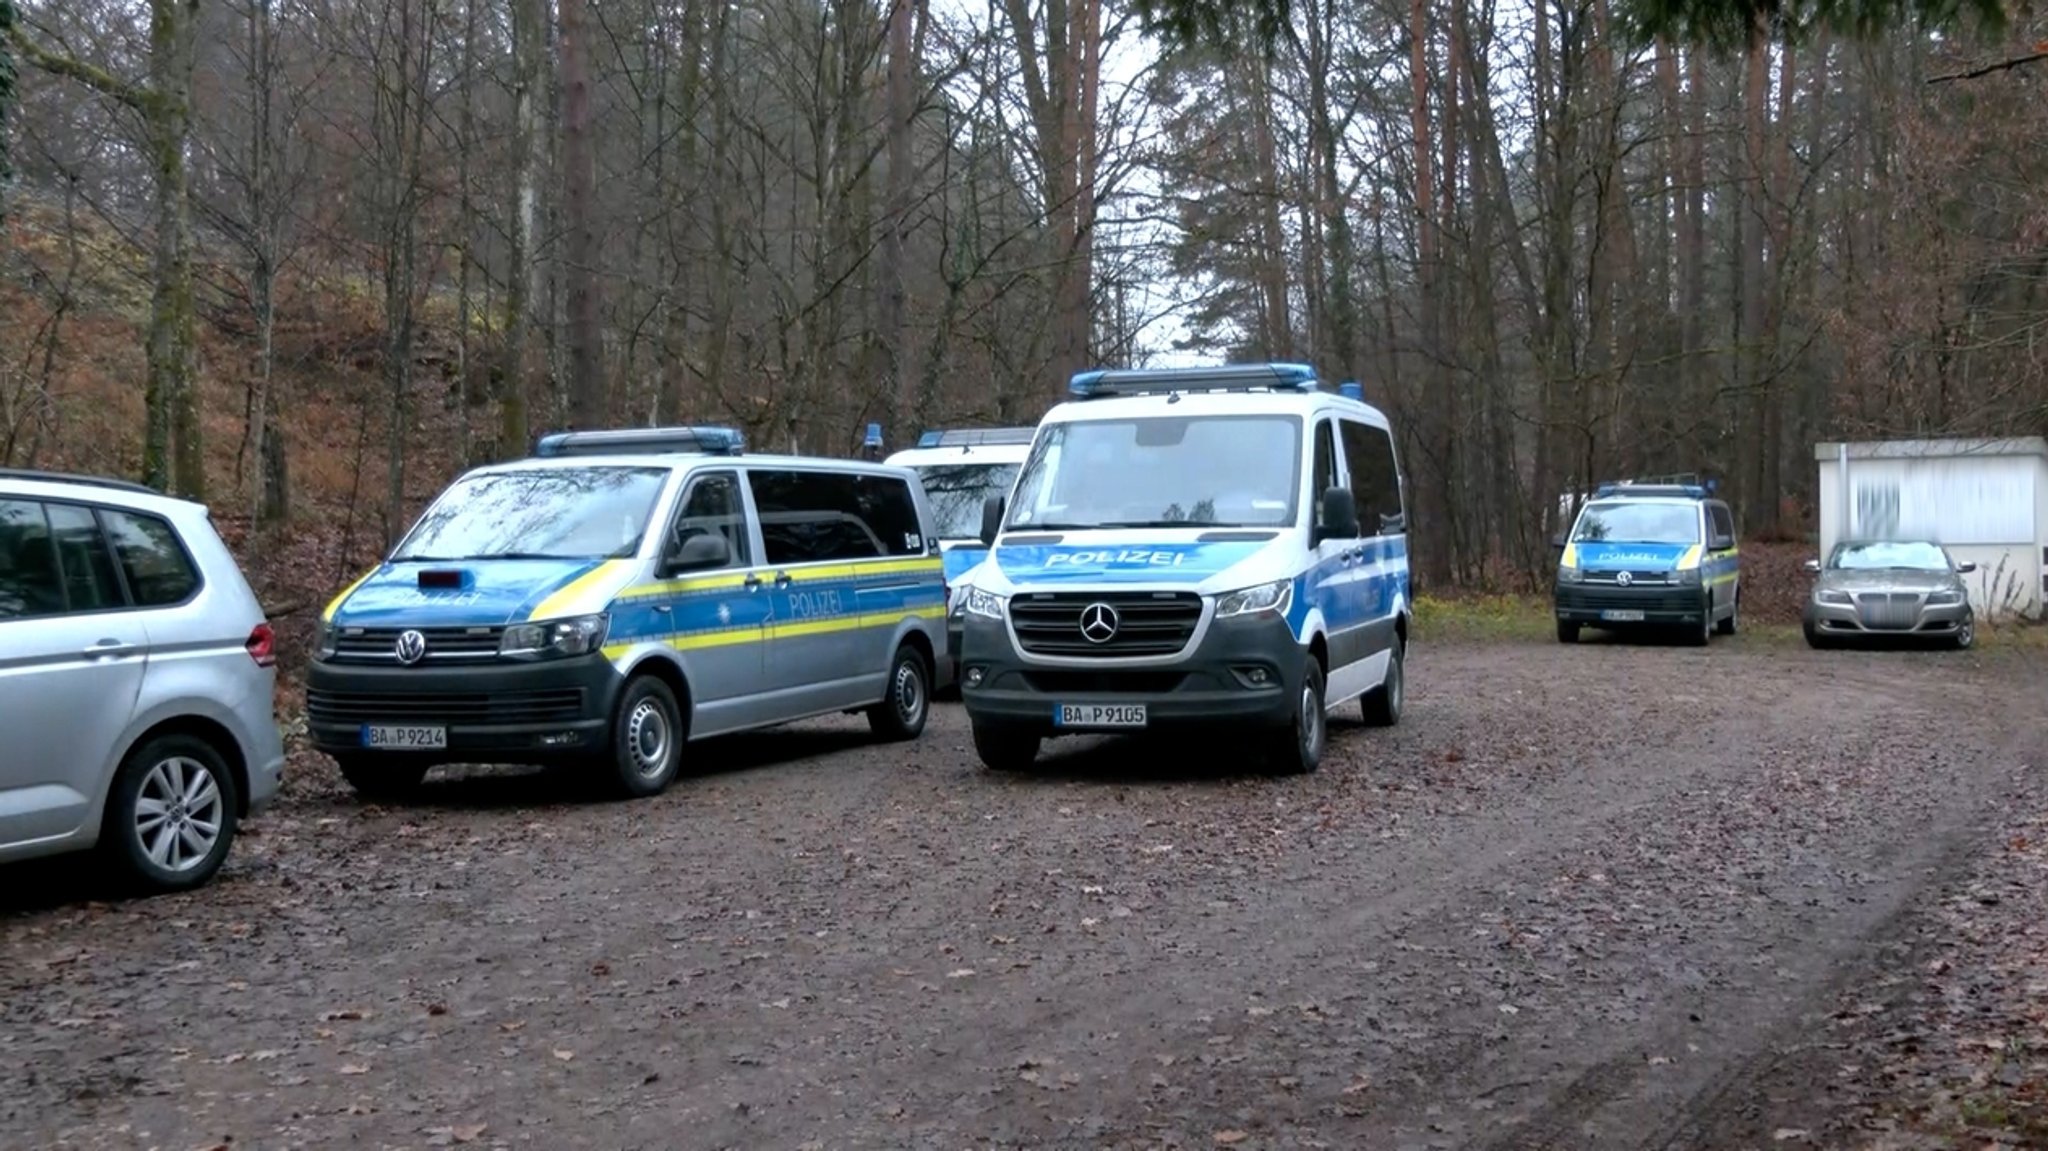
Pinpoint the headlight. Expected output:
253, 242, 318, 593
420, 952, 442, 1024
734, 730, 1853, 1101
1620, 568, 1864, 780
1557, 565, 1583, 584
1673, 567, 1701, 586
312, 618, 338, 661
1926, 590, 1962, 606
1215, 579, 1293, 619
1816, 590, 1852, 605
499, 613, 610, 659
960, 585, 1006, 620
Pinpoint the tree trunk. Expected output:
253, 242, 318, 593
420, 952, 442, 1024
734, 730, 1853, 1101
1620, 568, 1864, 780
1738, 30, 1770, 522
499, 0, 544, 457
559, 0, 604, 429
879, 0, 915, 439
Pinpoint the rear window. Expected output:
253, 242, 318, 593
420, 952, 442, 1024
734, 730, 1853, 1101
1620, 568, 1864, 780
747, 469, 926, 566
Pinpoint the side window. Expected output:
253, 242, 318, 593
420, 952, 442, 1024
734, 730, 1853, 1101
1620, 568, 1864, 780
852, 474, 926, 557
0, 499, 65, 620
46, 503, 126, 613
748, 469, 912, 567
1710, 504, 1736, 545
669, 471, 751, 568
1340, 420, 1404, 535
1311, 420, 1338, 530
99, 509, 200, 607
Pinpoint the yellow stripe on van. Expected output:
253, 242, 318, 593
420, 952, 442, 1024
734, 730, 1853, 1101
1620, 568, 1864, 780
528, 560, 630, 621
769, 605, 947, 642
615, 556, 942, 602
322, 567, 379, 622
1675, 545, 1704, 571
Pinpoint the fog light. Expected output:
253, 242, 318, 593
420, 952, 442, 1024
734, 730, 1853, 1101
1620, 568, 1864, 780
1246, 667, 1270, 684
965, 666, 986, 687
1230, 665, 1276, 689
537, 732, 581, 747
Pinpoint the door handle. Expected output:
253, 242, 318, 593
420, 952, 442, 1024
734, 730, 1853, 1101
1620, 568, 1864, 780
743, 574, 764, 591
773, 572, 793, 588
84, 639, 135, 659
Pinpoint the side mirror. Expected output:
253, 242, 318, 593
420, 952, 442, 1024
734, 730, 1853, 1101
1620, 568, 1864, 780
1710, 533, 1734, 551
1956, 560, 1978, 574
979, 495, 1005, 547
1552, 535, 1568, 550
1379, 511, 1406, 535
1315, 487, 1359, 544
661, 532, 730, 576
1803, 558, 1821, 573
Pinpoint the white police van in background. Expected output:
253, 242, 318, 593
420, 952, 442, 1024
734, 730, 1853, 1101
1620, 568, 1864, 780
955, 363, 1411, 774
885, 426, 1034, 691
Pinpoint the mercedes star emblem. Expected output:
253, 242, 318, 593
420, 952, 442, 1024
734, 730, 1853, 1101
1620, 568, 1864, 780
1079, 602, 1120, 644
1616, 571, 1633, 586
394, 629, 429, 665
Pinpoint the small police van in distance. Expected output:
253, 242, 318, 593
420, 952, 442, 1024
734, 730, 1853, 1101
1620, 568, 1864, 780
306, 426, 949, 801
884, 426, 1035, 682
1552, 479, 1740, 646
956, 363, 1411, 775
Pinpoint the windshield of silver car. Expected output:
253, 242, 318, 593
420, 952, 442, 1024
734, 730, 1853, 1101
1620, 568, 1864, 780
1830, 540, 1951, 571
1569, 500, 1700, 545
1005, 415, 1302, 530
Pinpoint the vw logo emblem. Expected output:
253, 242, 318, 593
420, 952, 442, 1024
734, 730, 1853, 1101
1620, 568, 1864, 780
1616, 571, 1633, 586
1078, 602, 1120, 644
394, 629, 429, 665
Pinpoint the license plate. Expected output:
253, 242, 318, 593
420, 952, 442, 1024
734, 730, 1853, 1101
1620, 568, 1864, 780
1054, 703, 1147, 729
360, 724, 447, 749
1600, 609, 1646, 622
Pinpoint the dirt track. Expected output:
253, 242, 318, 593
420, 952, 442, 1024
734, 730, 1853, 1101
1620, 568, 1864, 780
2, 634, 2042, 1150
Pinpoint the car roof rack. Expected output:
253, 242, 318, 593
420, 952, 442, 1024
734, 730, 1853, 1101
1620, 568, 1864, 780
1068, 362, 1320, 399
0, 467, 161, 496
533, 425, 745, 457
914, 427, 1037, 448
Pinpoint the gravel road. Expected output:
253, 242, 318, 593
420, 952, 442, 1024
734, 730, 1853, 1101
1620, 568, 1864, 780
2, 634, 2041, 1151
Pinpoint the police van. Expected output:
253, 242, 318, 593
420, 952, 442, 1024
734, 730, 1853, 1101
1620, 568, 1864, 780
956, 363, 1411, 774
1552, 479, 1740, 645
306, 426, 950, 800
884, 426, 1034, 684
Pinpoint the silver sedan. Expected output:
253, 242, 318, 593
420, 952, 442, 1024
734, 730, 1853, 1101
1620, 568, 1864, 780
1802, 539, 1976, 649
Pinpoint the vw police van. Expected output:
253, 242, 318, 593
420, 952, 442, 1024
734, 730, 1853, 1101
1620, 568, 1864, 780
307, 426, 949, 800
1552, 479, 1740, 645
956, 364, 1411, 774
885, 426, 1034, 685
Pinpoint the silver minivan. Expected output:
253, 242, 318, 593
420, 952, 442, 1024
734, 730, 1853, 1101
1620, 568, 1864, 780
305, 427, 950, 800
0, 470, 285, 893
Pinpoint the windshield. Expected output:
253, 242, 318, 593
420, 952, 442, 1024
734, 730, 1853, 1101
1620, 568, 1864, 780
1570, 500, 1700, 545
913, 462, 1021, 540
1006, 414, 1302, 530
1830, 540, 1951, 571
392, 466, 671, 561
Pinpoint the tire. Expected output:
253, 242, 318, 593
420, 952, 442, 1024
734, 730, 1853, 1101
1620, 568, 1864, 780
1361, 636, 1404, 727
1683, 595, 1713, 646
1803, 620, 1831, 650
972, 721, 1040, 771
1556, 620, 1580, 644
1953, 613, 1975, 650
337, 756, 429, 802
1267, 658, 1328, 775
1716, 590, 1738, 635
104, 733, 242, 894
867, 644, 931, 741
606, 675, 685, 799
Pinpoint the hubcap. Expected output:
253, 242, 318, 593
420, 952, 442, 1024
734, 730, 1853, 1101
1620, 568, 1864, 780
627, 699, 672, 779
1388, 652, 1404, 713
1300, 683, 1323, 757
134, 756, 224, 873
895, 660, 924, 723
1960, 620, 1974, 646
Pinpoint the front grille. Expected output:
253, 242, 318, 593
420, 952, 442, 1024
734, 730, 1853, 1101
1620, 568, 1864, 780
1583, 570, 1673, 585
1855, 592, 1922, 631
1009, 591, 1203, 658
307, 688, 586, 725
1563, 587, 1697, 613
1021, 671, 1188, 694
331, 625, 506, 663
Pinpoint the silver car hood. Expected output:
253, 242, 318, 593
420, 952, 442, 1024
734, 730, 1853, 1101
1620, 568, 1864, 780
1816, 568, 1959, 594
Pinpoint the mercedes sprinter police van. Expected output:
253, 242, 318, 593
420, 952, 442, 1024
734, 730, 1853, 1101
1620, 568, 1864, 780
956, 363, 1411, 775
306, 426, 949, 801
1552, 479, 1740, 645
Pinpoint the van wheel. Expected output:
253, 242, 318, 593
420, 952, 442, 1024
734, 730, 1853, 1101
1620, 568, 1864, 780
337, 756, 429, 802
607, 676, 684, 798
1268, 658, 1327, 774
1361, 638, 1404, 727
1684, 595, 1713, 646
1556, 620, 1580, 644
1716, 591, 1739, 635
868, 644, 931, 741
105, 734, 242, 894
972, 721, 1039, 771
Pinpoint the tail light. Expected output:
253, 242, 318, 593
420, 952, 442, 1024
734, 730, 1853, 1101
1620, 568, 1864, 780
246, 622, 277, 668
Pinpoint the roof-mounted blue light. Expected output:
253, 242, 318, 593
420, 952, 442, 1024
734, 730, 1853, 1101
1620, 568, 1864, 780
1592, 480, 1709, 500
915, 426, 1037, 448
534, 425, 745, 458
1067, 362, 1320, 399
1339, 381, 1363, 400
864, 423, 884, 449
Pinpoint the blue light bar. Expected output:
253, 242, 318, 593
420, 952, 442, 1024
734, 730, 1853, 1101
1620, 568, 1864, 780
864, 423, 884, 449
1068, 362, 1320, 399
1339, 381, 1363, 400
534, 425, 745, 457
915, 427, 1037, 448
1593, 480, 1708, 500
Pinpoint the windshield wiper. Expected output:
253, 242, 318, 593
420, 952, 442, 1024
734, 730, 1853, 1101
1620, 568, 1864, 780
397, 551, 582, 562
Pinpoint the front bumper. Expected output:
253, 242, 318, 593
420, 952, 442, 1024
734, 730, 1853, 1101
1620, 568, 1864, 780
305, 652, 625, 765
1805, 595, 1969, 638
957, 609, 1304, 734
1554, 581, 1708, 626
